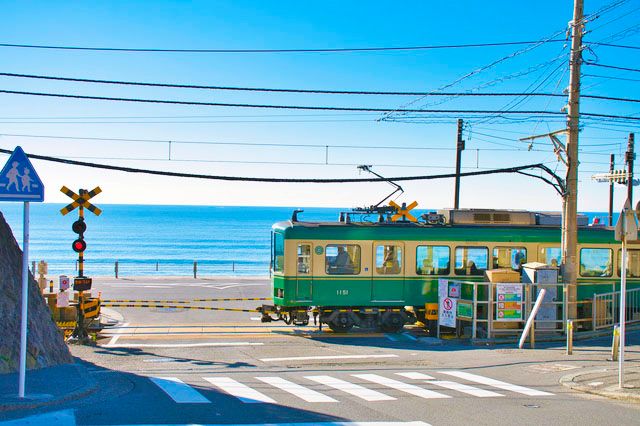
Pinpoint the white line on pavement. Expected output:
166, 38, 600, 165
256, 376, 338, 403
352, 374, 450, 399
102, 342, 264, 348
149, 377, 210, 404
204, 377, 276, 403
305, 375, 395, 402
395, 372, 502, 397
260, 354, 398, 362
439, 371, 554, 396
106, 322, 129, 347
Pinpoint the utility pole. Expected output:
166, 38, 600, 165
626, 133, 635, 205
563, 0, 584, 320
454, 118, 464, 209
610, 154, 615, 226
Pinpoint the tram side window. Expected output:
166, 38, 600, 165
492, 247, 527, 270
540, 247, 561, 268
297, 244, 311, 274
326, 244, 361, 275
416, 245, 450, 275
580, 248, 613, 277
455, 246, 488, 276
273, 232, 285, 273
376, 245, 402, 274
617, 249, 640, 278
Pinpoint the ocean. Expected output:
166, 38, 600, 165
0, 203, 616, 278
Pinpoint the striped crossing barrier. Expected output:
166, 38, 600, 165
101, 303, 260, 313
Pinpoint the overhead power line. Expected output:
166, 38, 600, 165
0, 40, 566, 54
585, 62, 640, 73
0, 147, 563, 192
0, 88, 569, 115
589, 42, 640, 50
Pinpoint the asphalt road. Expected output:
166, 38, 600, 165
5, 276, 640, 425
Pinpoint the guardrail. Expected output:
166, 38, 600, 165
592, 287, 640, 330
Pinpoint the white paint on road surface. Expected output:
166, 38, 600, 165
396, 373, 503, 398
352, 374, 450, 399
305, 375, 395, 402
256, 376, 338, 403
204, 377, 276, 403
260, 354, 398, 362
439, 371, 554, 396
103, 342, 264, 348
106, 322, 129, 347
150, 377, 210, 404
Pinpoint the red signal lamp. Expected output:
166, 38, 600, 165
72, 239, 87, 253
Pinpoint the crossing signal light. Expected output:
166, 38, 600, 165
72, 218, 86, 253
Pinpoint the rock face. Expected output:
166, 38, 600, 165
0, 211, 72, 373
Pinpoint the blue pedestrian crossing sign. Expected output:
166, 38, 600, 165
0, 146, 45, 202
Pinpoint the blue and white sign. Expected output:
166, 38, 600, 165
0, 146, 44, 202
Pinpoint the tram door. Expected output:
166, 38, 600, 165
372, 242, 405, 301
296, 243, 313, 302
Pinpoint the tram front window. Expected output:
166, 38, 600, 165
273, 232, 284, 273
455, 246, 488, 276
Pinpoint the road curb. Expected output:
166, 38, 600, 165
560, 367, 640, 403
0, 362, 98, 413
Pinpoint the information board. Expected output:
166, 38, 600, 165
438, 279, 457, 327
496, 283, 523, 321
457, 301, 473, 319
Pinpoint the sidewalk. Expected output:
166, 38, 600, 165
0, 363, 97, 413
561, 365, 640, 403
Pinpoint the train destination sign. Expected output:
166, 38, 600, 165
496, 283, 523, 321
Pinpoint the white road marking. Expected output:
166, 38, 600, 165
352, 374, 450, 399
439, 371, 554, 396
395, 373, 503, 397
106, 322, 129, 347
103, 342, 264, 348
204, 377, 276, 403
150, 377, 210, 404
260, 354, 398, 362
256, 376, 338, 402
305, 375, 395, 402
115, 423, 431, 426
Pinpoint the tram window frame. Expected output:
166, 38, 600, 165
492, 246, 527, 270
579, 248, 613, 277
540, 247, 561, 268
273, 232, 285, 273
325, 244, 361, 275
297, 243, 312, 274
375, 244, 403, 275
416, 245, 450, 275
617, 249, 640, 278
454, 246, 489, 276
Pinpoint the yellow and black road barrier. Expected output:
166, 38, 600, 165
101, 299, 192, 304
191, 297, 271, 302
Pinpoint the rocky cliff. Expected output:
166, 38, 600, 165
0, 211, 72, 373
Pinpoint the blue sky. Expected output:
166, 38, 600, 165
0, 0, 638, 211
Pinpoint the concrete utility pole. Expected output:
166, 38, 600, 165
454, 118, 464, 209
563, 0, 584, 320
610, 154, 615, 226
626, 133, 635, 205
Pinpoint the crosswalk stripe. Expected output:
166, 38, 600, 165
204, 377, 276, 403
305, 375, 395, 402
439, 371, 554, 396
150, 377, 210, 404
395, 373, 503, 398
256, 376, 338, 403
352, 374, 450, 399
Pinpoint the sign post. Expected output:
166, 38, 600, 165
614, 199, 638, 388
0, 146, 45, 398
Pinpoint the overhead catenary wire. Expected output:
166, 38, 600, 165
0, 147, 564, 192
584, 63, 640, 73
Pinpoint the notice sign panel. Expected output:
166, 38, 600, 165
496, 283, 523, 321
457, 301, 473, 319
438, 279, 457, 327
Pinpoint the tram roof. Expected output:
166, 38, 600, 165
272, 220, 617, 244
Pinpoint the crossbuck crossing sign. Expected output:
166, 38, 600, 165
0, 146, 44, 201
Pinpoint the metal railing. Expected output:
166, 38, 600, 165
592, 287, 640, 330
